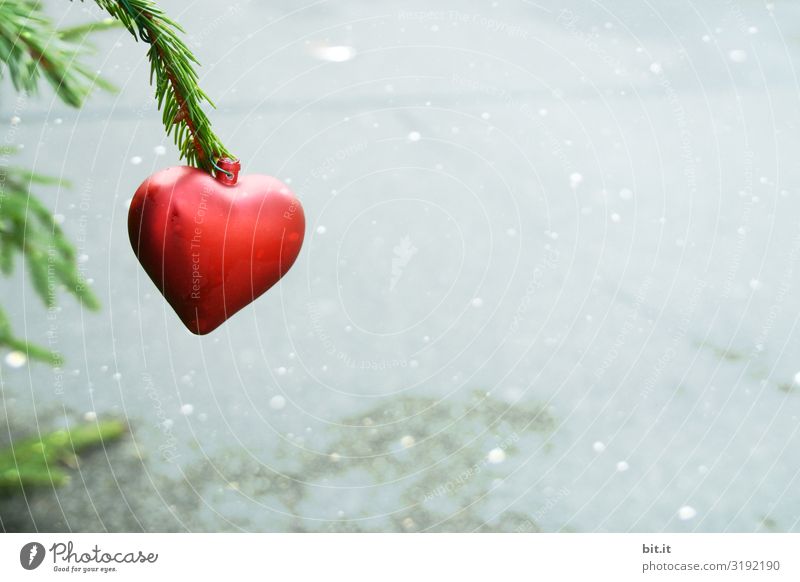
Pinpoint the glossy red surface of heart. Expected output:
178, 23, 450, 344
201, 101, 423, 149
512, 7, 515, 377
128, 161, 304, 334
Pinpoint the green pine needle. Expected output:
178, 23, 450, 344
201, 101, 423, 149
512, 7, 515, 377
59, 17, 122, 42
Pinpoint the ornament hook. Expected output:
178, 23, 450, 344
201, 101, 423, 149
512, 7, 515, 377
213, 158, 240, 185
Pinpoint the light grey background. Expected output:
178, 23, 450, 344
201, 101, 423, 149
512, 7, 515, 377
1, 0, 799, 532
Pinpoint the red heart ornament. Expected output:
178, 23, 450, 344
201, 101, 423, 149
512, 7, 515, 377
128, 159, 305, 335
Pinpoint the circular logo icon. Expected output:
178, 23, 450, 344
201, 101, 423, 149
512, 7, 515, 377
19, 542, 45, 570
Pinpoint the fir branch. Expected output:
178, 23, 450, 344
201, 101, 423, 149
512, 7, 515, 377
0, 164, 99, 310
0, 420, 126, 494
0, 150, 100, 365
89, 0, 233, 173
0, 0, 117, 106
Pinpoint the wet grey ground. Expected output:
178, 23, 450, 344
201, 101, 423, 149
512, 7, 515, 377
2, 0, 800, 532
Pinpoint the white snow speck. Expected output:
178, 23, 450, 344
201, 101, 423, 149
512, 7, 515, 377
593, 441, 606, 453
10, 116, 21, 125
400, 435, 415, 449
83, 411, 97, 422
481, 112, 490, 120
154, 145, 167, 155
276, 366, 288, 376
729, 49, 747, 63
649, 62, 663, 74
487, 447, 506, 464
506, 227, 517, 237
180, 403, 194, 416
616, 460, 629, 472
112, 372, 122, 380
539, 108, 548, 117
408, 131, 421, 142
611, 213, 621, 223
749, 279, 762, 291
54, 118, 63, 125
701, 34, 711, 43
270, 395, 286, 410
4, 351, 27, 368
471, 297, 484, 308
316, 225, 327, 235
793, 371, 800, 386
569, 172, 583, 188
747, 26, 758, 34
130, 156, 143, 165
678, 505, 697, 520
619, 188, 633, 200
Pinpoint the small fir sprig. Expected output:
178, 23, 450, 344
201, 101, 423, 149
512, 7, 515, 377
0, 147, 100, 365
0, 0, 117, 106
0, 420, 126, 493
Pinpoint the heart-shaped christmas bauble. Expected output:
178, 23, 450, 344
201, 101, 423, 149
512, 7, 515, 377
128, 159, 304, 334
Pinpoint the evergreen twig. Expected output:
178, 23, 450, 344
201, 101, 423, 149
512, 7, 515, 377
0, 148, 101, 365
90, 0, 234, 173
0, 420, 126, 493
0, 0, 117, 106
0, 1, 116, 364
